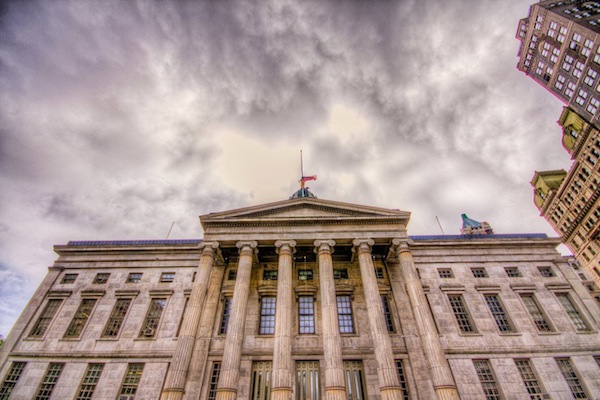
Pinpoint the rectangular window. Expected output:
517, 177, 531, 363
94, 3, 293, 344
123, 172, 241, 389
76, 363, 104, 400
538, 266, 554, 277
102, 298, 132, 337
93, 273, 110, 284
250, 361, 272, 400
343, 361, 366, 400
374, 267, 385, 279
576, 89, 589, 105
61, 273, 78, 284
207, 363, 221, 400
259, 297, 276, 335
333, 269, 348, 279
471, 268, 488, 278
505, 267, 521, 277
555, 74, 566, 90
299, 296, 315, 334
228, 269, 237, 280
438, 268, 454, 278
395, 360, 410, 400
298, 269, 313, 281
263, 270, 278, 280
29, 299, 63, 338
337, 295, 354, 334
587, 97, 600, 114
514, 359, 543, 398
473, 360, 501, 400
0, 362, 27, 398
566, 81, 576, 97
381, 295, 395, 332
119, 363, 144, 399
556, 358, 588, 398
219, 297, 232, 334
484, 294, 514, 332
296, 361, 320, 400
448, 294, 476, 333
160, 272, 175, 283
520, 294, 552, 332
35, 362, 64, 400
127, 273, 142, 283
139, 298, 166, 338
64, 298, 97, 338
556, 293, 590, 331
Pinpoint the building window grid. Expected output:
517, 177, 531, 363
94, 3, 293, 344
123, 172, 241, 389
102, 298, 132, 337
61, 273, 78, 284
250, 361, 272, 400
473, 360, 501, 400
160, 272, 175, 283
296, 361, 320, 400
64, 298, 97, 338
299, 296, 315, 334
556, 358, 588, 399
35, 362, 64, 400
343, 361, 366, 400
75, 363, 104, 400
556, 293, 589, 331
219, 297, 232, 334
438, 268, 454, 278
0, 362, 27, 398
556, 74, 566, 90
381, 295, 395, 332
551, 47, 561, 63
333, 269, 348, 279
395, 360, 410, 400
514, 359, 544, 398
484, 294, 514, 332
566, 81, 577, 97
505, 267, 521, 277
575, 89, 589, 105
263, 270, 278, 281
337, 295, 354, 334
127, 273, 142, 283
471, 268, 488, 278
259, 296, 276, 335
93, 273, 110, 284
119, 363, 144, 397
538, 266, 555, 277
207, 363, 221, 400
139, 298, 166, 338
29, 299, 63, 338
448, 294, 476, 333
520, 294, 552, 332
298, 269, 313, 281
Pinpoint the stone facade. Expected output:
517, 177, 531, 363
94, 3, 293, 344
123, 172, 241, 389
1, 197, 600, 399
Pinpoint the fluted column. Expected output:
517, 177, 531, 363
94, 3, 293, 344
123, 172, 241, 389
353, 239, 403, 400
216, 241, 258, 400
271, 240, 297, 400
392, 239, 460, 400
161, 241, 220, 400
314, 240, 347, 400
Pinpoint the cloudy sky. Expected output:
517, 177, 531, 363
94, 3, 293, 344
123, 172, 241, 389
0, 0, 571, 335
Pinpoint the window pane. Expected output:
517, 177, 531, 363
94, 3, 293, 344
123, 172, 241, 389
0, 362, 27, 398
102, 298, 132, 337
395, 360, 410, 400
484, 294, 513, 332
219, 297, 232, 334
207, 363, 221, 400
514, 359, 543, 396
299, 296, 315, 334
473, 360, 501, 400
76, 363, 104, 400
29, 299, 63, 338
259, 297, 276, 335
448, 294, 475, 333
120, 363, 144, 396
556, 358, 588, 398
520, 294, 552, 332
64, 298, 97, 338
250, 361, 272, 400
556, 294, 589, 331
337, 295, 354, 334
139, 298, 166, 338
381, 295, 394, 332
296, 361, 320, 400
35, 363, 64, 400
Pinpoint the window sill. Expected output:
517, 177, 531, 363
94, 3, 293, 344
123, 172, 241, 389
458, 332, 483, 337
60, 337, 82, 341
96, 337, 119, 341
498, 332, 522, 337
537, 331, 561, 336
134, 337, 157, 341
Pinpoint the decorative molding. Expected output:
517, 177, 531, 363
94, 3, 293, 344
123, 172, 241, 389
48, 290, 72, 298
475, 284, 501, 292
439, 284, 466, 293
80, 290, 106, 298
257, 285, 277, 296
545, 282, 571, 291
115, 289, 140, 298
510, 284, 537, 292
149, 289, 174, 297
294, 284, 318, 299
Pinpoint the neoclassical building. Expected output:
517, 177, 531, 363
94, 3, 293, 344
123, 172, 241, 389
1, 195, 600, 399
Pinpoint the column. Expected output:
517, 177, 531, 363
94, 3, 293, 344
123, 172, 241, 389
392, 239, 460, 400
161, 241, 220, 400
271, 240, 297, 400
216, 241, 257, 400
353, 239, 403, 400
314, 240, 347, 400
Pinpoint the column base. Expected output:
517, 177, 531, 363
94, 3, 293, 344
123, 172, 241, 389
215, 388, 237, 400
324, 386, 347, 400
434, 386, 460, 400
380, 386, 406, 400
271, 387, 293, 400
160, 388, 184, 400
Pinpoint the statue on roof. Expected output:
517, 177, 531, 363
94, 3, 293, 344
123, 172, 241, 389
460, 214, 494, 235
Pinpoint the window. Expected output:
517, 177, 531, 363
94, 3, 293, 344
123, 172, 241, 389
395, 360, 410, 400
520, 294, 552, 332
583, 39, 594, 57
296, 361, 320, 400
64, 298, 97, 338
102, 298, 132, 337
0, 362, 26, 398
228, 269, 237, 280
259, 297, 276, 335
587, 97, 600, 113
375, 267, 385, 279
538, 266, 554, 277
574, 61, 585, 78
207, 363, 221, 400
548, 21, 557, 38
558, 26, 567, 43
298, 269, 313, 281
333, 269, 348, 279
119, 363, 144, 400
448, 294, 476, 333
556, 358, 588, 398
127, 273, 142, 283
263, 270, 278, 281
337, 295, 354, 334
29, 299, 63, 338
343, 361, 366, 400
585, 69, 598, 86
575, 89, 589, 105
35, 362, 64, 400
160, 272, 175, 283
563, 54, 574, 71
219, 297, 232, 334
471, 268, 488, 278
551, 47, 561, 63
473, 360, 501, 400
139, 298, 166, 338
299, 296, 315, 334
541, 42, 550, 58
438, 268, 454, 278
556, 293, 590, 331
76, 363, 104, 400
375, 295, 394, 332
61, 273, 78, 284
566, 81, 576, 98
505, 267, 521, 277
555, 74, 566, 90
250, 361, 272, 400
93, 273, 110, 284
514, 359, 544, 398
484, 294, 514, 332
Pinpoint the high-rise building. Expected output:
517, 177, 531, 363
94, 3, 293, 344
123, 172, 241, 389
516, 1, 600, 127
1, 193, 599, 399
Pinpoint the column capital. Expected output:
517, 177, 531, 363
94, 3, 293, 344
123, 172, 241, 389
236, 240, 258, 252
352, 238, 375, 253
274, 240, 297, 254
313, 239, 336, 254
198, 241, 220, 251
391, 238, 413, 253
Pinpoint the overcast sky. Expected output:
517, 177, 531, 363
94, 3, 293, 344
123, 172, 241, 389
0, 0, 571, 336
